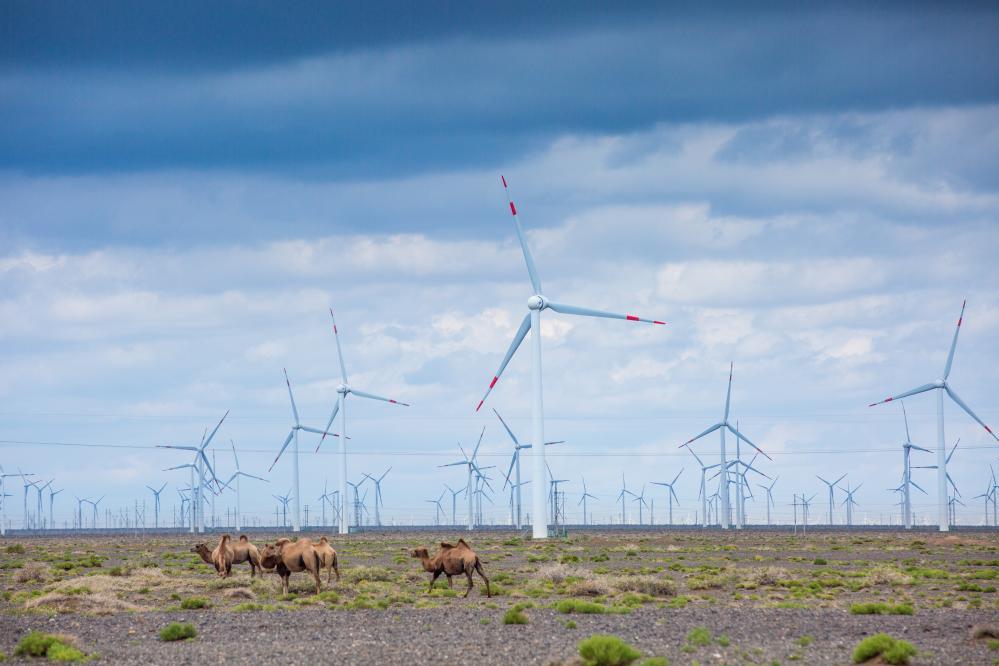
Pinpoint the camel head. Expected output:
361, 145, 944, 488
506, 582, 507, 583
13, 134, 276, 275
259, 543, 281, 569
191, 543, 212, 562
410, 547, 430, 559
238, 534, 249, 543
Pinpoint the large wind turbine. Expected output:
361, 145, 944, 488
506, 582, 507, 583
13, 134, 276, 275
317, 309, 410, 536
474, 176, 666, 539
494, 409, 563, 530
686, 449, 720, 527
680, 364, 771, 529
870, 301, 999, 531
269, 369, 341, 532
362, 467, 391, 527
226, 440, 267, 531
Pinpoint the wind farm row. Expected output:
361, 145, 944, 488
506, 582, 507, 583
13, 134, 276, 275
2, 177, 997, 538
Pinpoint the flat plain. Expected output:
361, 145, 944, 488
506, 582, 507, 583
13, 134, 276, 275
1, 530, 998, 664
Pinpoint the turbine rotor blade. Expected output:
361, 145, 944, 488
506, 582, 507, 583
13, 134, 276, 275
724, 362, 733, 420
351, 388, 409, 406
493, 409, 521, 446
546, 301, 666, 326
943, 299, 966, 381
945, 385, 999, 441
476, 312, 531, 411
317, 398, 341, 451
869, 383, 938, 408
680, 422, 724, 448
501, 175, 542, 294
284, 369, 301, 426
329, 308, 349, 384
269, 430, 295, 472
726, 424, 772, 461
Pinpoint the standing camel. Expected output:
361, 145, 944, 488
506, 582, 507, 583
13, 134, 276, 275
211, 534, 234, 578
411, 539, 491, 598
191, 535, 263, 577
259, 538, 322, 595
314, 536, 341, 584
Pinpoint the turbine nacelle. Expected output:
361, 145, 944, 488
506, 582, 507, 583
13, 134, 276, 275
337, 384, 350, 395
527, 294, 547, 310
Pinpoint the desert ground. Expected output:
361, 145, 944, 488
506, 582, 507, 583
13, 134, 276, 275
1, 529, 998, 664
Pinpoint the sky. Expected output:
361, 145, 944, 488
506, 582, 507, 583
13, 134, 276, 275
2, 2, 999, 529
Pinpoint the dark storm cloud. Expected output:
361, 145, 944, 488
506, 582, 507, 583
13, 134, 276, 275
1, 2, 998, 175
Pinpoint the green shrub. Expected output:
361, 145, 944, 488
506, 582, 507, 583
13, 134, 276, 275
159, 622, 197, 642
813, 558, 827, 565
233, 602, 265, 612
502, 608, 529, 625
565, 620, 578, 629
638, 659, 668, 666
849, 602, 913, 615
180, 597, 210, 610
556, 599, 609, 614
13, 632, 86, 661
578, 634, 643, 666
852, 633, 916, 664
686, 626, 713, 647
796, 635, 814, 647
5, 544, 25, 554
15, 632, 62, 657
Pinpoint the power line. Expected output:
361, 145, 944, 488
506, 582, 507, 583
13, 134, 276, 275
1, 438, 998, 458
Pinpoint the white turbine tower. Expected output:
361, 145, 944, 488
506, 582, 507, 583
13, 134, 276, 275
317, 309, 410, 536
680, 363, 771, 529
269, 369, 342, 532
870, 301, 999, 531
758, 477, 778, 526
474, 176, 667, 539
686, 449, 721, 527
578, 477, 597, 526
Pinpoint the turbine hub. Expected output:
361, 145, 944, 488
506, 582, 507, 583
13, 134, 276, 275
337, 384, 349, 395
527, 294, 547, 310
935, 379, 945, 388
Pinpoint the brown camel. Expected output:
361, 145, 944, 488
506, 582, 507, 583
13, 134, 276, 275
191, 535, 263, 577
211, 534, 234, 578
259, 537, 322, 595
314, 536, 341, 584
411, 539, 490, 598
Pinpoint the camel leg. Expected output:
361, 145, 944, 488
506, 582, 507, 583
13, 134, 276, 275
446, 575, 453, 589
333, 557, 340, 582
428, 570, 442, 593
463, 569, 474, 598
313, 569, 322, 595
475, 562, 491, 598
281, 573, 290, 595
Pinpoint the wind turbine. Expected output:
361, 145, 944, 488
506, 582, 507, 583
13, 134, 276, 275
273, 490, 292, 528
652, 469, 683, 526
362, 468, 391, 527
47, 485, 62, 531
892, 402, 932, 529
444, 484, 466, 527
686, 448, 720, 527
158, 412, 227, 533
616, 475, 635, 525
800, 493, 816, 530
316, 309, 410, 536
18, 471, 36, 530
35, 480, 52, 529
474, 176, 666, 539
494, 409, 563, 530
578, 477, 598, 526
870, 301, 999, 531
439, 427, 486, 531
89, 496, 105, 529
145, 483, 167, 529
680, 364, 771, 529
269, 370, 342, 532
224, 440, 267, 531
841, 483, 862, 526
427, 490, 446, 526
631, 485, 650, 525
758, 477, 778, 526
318, 479, 335, 527
0, 467, 27, 535
545, 462, 569, 525
816, 474, 847, 525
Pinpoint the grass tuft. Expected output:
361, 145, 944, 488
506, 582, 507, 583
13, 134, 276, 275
849, 602, 913, 615
14, 632, 87, 661
578, 634, 643, 666
159, 622, 196, 642
179, 597, 210, 610
851, 633, 916, 665
502, 607, 529, 625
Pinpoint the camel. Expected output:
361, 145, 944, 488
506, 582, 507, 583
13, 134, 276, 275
314, 536, 341, 584
411, 539, 490, 598
191, 535, 263, 577
211, 534, 234, 578
259, 537, 322, 595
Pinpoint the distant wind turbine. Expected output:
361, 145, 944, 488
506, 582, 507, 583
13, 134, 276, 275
652, 469, 683, 526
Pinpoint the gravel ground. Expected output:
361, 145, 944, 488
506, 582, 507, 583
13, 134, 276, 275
2, 605, 997, 664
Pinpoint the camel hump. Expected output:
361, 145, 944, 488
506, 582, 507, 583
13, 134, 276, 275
276, 537, 291, 546
319, 536, 329, 544
440, 542, 455, 550
220, 534, 231, 544
239, 535, 248, 542
456, 538, 470, 549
